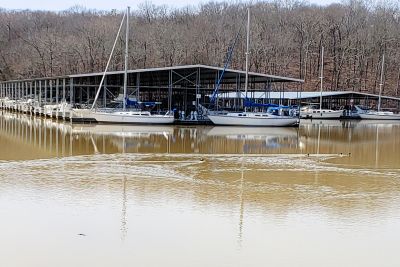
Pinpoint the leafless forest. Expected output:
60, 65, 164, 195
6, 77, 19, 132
0, 0, 400, 95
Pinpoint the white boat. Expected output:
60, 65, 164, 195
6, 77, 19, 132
358, 111, 400, 120
300, 105, 343, 119
207, 9, 298, 127
43, 101, 72, 118
4, 98, 16, 110
301, 46, 343, 119
73, 108, 174, 124
208, 111, 298, 126
73, 7, 174, 125
358, 55, 400, 120
44, 104, 59, 117
19, 99, 34, 113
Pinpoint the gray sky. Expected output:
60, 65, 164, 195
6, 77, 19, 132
0, 0, 340, 11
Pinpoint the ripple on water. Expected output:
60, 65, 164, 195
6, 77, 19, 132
0, 153, 399, 182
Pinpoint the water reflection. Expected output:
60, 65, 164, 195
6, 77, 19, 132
1, 111, 400, 266
0, 111, 303, 158
1, 111, 400, 168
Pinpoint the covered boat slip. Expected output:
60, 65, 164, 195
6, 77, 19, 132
0, 64, 302, 122
217, 91, 400, 112
5, 64, 400, 122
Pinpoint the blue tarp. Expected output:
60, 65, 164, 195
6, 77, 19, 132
243, 99, 283, 108
126, 98, 159, 108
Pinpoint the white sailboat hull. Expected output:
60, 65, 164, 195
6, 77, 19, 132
73, 109, 175, 124
359, 112, 400, 120
300, 110, 343, 119
208, 114, 298, 127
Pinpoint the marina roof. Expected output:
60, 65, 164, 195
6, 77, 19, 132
1, 64, 303, 84
218, 91, 400, 102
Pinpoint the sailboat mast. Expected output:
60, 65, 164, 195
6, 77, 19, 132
244, 8, 250, 104
319, 46, 324, 112
123, 6, 130, 111
378, 54, 385, 112
91, 11, 126, 110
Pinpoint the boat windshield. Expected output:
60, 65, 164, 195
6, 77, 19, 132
357, 105, 370, 111
266, 107, 291, 116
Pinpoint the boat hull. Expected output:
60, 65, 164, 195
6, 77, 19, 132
73, 109, 175, 124
359, 113, 400, 120
207, 114, 299, 127
300, 110, 343, 119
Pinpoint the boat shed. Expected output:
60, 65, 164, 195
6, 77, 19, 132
0, 64, 303, 113
217, 91, 400, 111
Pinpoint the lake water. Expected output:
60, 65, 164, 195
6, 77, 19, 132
1, 111, 400, 267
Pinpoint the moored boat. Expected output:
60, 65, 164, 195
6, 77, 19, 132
73, 7, 174, 125
73, 109, 174, 124
300, 105, 343, 119
357, 55, 400, 120
358, 111, 400, 120
207, 8, 298, 127
208, 111, 298, 126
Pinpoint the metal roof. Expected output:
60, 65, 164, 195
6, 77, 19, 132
69, 64, 304, 83
0, 64, 303, 84
218, 91, 400, 101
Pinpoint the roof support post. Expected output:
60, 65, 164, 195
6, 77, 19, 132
136, 73, 140, 101
56, 79, 59, 106
63, 78, 66, 102
103, 75, 107, 107
79, 86, 83, 105
39, 80, 42, 107
50, 80, 53, 104
168, 69, 172, 112
25, 82, 28, 98
30, 82, 32, 101
195, 67, 200, 112
34, 81, 37, 102
44, 80, 47, 104
69, 78, 74, 106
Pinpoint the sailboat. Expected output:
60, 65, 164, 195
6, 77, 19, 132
73, 7, 174, 124
300, 46, 343, 119
207, 8, 298, 127
358, 54, 400, 120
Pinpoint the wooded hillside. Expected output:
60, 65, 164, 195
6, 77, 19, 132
0, 0, 400, 95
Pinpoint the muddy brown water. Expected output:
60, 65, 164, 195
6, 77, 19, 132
1, 111, 399, 267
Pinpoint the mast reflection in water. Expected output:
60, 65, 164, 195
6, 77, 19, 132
1, 111, 400, 267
